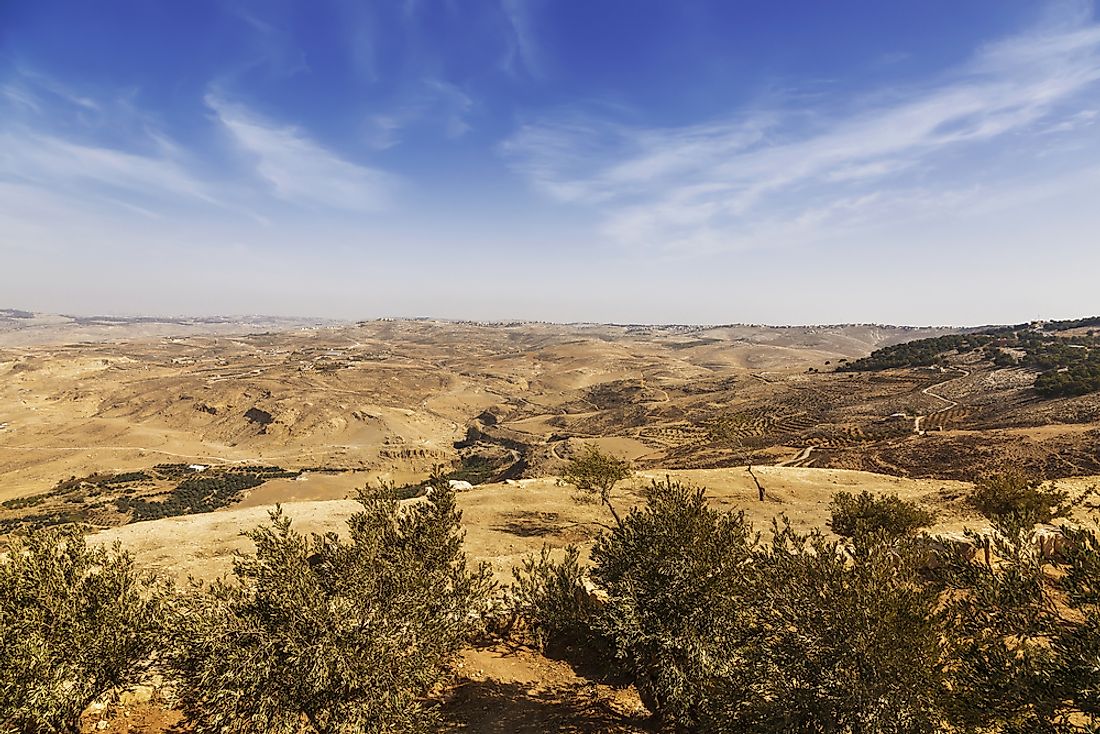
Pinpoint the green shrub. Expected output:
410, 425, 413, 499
0, 526, 166, 734
508, 544, 596, 650
589, 477, 757, 728
970, 471, 1068, 526
940, 520, 1071, 730
165, 485, 492, 734
829, 490, 935, 539
706, 523, 950, 732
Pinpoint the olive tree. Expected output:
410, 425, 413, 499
0, 525, 166, 734
970, 471, 1068, 526
706, 525, 951, 733
165, 484, 492, 734
562, 445, 633, 527
940, 484, 1100, 732
590, 477, 758, 728
508, 544, 596, 651
829, 490, 935, 539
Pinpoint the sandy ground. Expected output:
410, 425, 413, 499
91, 466, 1002, 583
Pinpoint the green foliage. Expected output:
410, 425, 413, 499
508, 480, 954, 730
706, 524, 949, 733
1035, 361, 1100, 397
0, 526, 166, 734
940, 519, 1072, 731
970, 471, 1068, 526
511, 477, 1100, 731
841, 333, 997, 371
165, 484, 492, 734
590, 477, 757, 728
508, 544, 597, 650
1046, 316, 1100, 331
0, 494, 48, 510
119, 466, 300, 522
829, 490, 935, 539
840, 320, 1100, 397
446, 454, 508, 485
562, 445, 633, 526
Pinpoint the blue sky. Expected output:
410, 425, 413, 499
1, 1, 1098, 325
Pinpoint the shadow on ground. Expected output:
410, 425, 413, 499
443, 678, 652, 733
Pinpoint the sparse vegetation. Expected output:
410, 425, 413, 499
562, 445, 634, 527
7, 317, 1100, 731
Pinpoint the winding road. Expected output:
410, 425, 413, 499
913, 367, 970, 434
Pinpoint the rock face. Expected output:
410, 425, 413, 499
244, 407, 273, 426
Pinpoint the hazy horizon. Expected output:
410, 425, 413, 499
5, 303, 1090, 331
3, 1, 1099, 325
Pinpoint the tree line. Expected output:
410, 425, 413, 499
840, 320, 1100, 398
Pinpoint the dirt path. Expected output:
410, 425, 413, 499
778, 445, 815, 467
914, 368, 970, 435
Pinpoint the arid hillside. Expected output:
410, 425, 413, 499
3, 314, 1100, 733
2, 316, 1098, 535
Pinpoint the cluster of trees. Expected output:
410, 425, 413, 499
840, 333, 995, 371
513, 468, 1100, 732
118, 473, 268, 522
1035, 360, 1100, 398
2, 483, 490, 733
841, 321, 1100, 398
444, 453, 509, 485
1046, 316, 1100, 331
119, 466, 300, 522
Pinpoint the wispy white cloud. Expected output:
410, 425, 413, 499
500, 0, 544, 77
0, 70, 399, 234
207, 94, 396, 211
364, 78, 474, 150
0, 129, 219, 205
502, 7, 1100, 252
